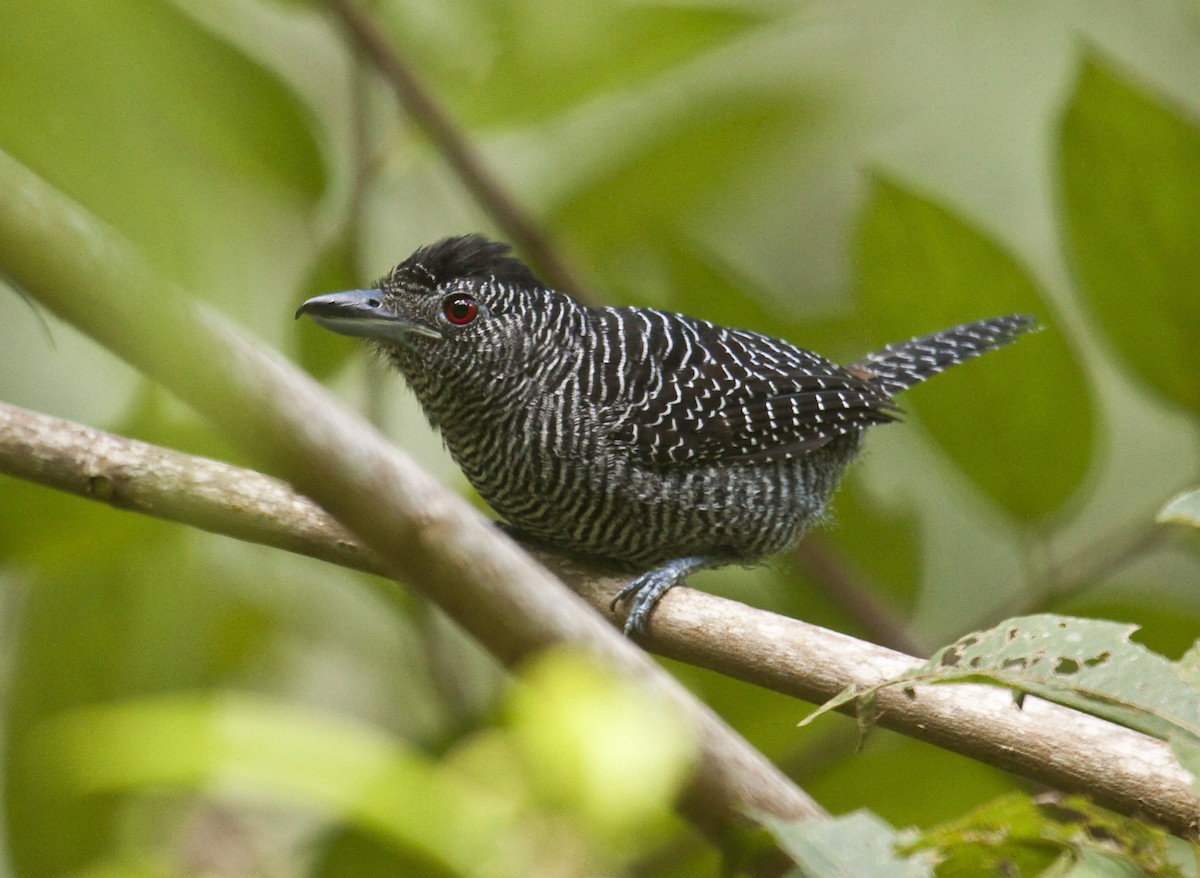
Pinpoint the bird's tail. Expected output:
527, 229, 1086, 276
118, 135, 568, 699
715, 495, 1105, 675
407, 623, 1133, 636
850, 314, 1038, 396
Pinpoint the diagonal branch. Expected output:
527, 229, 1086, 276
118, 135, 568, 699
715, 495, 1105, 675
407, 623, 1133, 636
1, 399, 1196, 840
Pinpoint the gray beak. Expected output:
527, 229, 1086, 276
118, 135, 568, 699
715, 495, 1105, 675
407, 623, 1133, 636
295, 290, 439, 343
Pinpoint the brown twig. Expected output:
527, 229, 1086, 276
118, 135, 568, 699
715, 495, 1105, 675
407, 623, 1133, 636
959, 513, 1181, 636
2, 399, 1196, 839
791, 539, 929, 657
323, 0, 590, 302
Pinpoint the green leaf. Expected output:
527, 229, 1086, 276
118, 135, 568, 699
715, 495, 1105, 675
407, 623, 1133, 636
759, 811, 933, 878
1174, 641, 1200, 691
506, 650, 696, 843
1157, 489, 1200, 528
1059, 55, 1200, 416
906, 793, 1064, 877
906, 792, 1186, 878
552, 94, 807, 297
855, 176, 1093, 522
877, 615, 1200, 745
804, 614, 1200, 759
0, 0, 325, 286
1169, 733, 1200, 799
799, 682, 863, 729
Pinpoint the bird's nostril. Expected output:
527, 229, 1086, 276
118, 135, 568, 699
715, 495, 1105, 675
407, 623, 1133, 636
366, 297, 382, 308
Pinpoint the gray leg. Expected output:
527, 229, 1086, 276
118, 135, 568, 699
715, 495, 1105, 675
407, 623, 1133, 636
610, 556, 713, 636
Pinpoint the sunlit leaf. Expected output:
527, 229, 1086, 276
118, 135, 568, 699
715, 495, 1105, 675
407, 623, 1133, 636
506, 650, 695, 844
1157, 489, 1200, 529
34, 694, 514, 874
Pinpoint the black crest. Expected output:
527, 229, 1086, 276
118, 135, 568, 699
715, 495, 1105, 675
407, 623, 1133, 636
385, 235, 544, 290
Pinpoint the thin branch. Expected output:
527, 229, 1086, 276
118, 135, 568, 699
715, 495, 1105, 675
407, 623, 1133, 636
323, 0, 589, 302
0, 152, 824, 850
963, 514, 1180, 635
1037, 518, 1176, 608
1, 400, 1196, 840
791, 539, 930, 657
0, 401, 381, 574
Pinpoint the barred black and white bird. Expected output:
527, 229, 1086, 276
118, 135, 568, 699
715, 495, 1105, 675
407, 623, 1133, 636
297, 235, 1036, 635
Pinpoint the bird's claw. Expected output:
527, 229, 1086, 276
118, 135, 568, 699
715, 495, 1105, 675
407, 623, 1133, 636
611, 570, 675, 636
608, 578, 642, 613
610, 556, 711, 637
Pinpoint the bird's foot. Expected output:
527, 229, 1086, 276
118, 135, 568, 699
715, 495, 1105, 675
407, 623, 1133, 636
610, 556, 712, 636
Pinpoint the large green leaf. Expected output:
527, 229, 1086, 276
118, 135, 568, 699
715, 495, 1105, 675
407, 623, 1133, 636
1060, 56, 1200, 416
0, 0, 325, 289
855, 177, 1094, 523
548, 93, 812, 315
551, 94, 806, 288
761, 811, 933, 878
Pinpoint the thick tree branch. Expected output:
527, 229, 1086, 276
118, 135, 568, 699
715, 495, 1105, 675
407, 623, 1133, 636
0, 151, 824, 846
1, 400, 1196, 839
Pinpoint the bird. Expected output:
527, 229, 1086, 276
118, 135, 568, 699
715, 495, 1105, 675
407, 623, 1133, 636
297, 235, 1037, 636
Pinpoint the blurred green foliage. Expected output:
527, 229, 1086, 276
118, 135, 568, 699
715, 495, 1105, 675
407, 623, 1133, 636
1, 0, 1199, 875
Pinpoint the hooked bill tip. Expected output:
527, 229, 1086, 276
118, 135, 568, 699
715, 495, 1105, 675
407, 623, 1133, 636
294, 290, 382, 321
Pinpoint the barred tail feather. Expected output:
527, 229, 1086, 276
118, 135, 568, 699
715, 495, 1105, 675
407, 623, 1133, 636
851, 314, 1039, 396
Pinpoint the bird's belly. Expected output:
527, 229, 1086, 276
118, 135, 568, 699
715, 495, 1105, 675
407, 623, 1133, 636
464, 428, 862, 569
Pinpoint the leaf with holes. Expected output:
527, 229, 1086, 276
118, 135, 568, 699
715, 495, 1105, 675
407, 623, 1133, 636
803, 615, 1200, 750
904, 791, 1187, 877
916, 616, 1200, 743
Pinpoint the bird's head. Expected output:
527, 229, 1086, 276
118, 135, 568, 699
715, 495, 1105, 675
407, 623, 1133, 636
296, 235, 552, 377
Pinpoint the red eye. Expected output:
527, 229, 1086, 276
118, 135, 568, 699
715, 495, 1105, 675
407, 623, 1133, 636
442, 293, 479, 326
